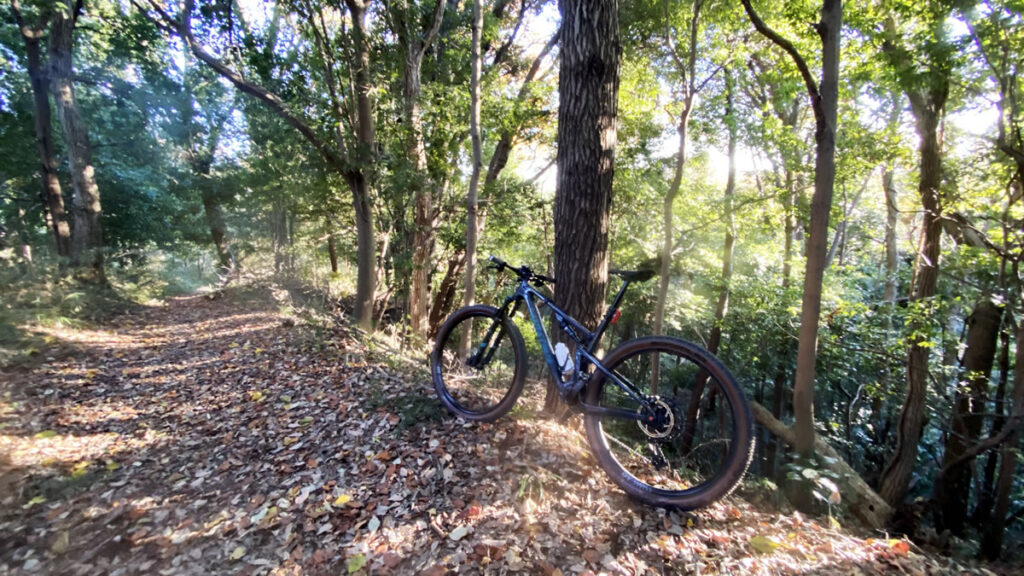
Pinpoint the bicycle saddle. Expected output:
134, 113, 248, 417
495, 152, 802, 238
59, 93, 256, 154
610, 269, 657, 282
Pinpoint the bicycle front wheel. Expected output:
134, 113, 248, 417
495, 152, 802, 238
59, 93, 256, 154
431, 305, 527, 422
583, 336, 754, 510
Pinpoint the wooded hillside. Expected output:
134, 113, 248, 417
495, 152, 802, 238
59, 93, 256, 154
3, 0, 1024, 568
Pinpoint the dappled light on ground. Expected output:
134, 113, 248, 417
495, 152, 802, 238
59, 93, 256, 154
0, 291, 1004, 574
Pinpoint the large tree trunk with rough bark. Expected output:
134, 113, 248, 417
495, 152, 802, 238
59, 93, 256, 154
933, 299, 1001, 535
548, 0, 620, 414
12, 2, 71, 258
49, 2, 103, 281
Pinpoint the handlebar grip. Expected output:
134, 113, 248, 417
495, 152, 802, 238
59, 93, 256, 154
488, 255, 507, 268
536, 274, 556, 284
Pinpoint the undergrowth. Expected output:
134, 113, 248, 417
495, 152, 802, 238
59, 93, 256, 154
0, 251, 217, 369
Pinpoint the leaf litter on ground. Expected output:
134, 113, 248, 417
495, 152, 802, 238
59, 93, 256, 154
0, 286, 1014, 575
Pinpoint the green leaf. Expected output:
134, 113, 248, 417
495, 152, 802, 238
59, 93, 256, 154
229, 545, 246, 561
750, 535, 780, 554
347, 554, 367, 573
34, 430, 58, 439
22, 496, 46, 509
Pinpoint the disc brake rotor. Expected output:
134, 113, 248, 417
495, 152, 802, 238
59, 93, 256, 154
638, 397, 676, 439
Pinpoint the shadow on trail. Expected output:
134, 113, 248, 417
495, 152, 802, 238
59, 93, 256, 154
0, 290, 970, 576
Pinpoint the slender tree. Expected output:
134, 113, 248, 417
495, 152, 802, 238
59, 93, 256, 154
874, 5, 957, 507
740, 0, 843, 456
10, 0, 71, 259
463, 0, 484, 311
391, 0, 445, 340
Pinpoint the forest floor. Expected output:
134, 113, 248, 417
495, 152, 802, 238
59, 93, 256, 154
0, 286, 1015, 575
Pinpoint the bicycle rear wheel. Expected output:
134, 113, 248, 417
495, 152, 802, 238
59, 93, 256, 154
431, 305, 527, 422
583, 336, 754, 510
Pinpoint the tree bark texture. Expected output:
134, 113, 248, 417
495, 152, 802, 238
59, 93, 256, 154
878, 105, 945, 507
12, 2, 71, 258
549, 0, 620, 413
934, 299, 1001, 535
49, 2, 103, 280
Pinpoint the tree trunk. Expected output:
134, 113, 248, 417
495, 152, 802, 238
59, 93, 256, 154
549, 0, 620, 414
790, 0, 841, 457
707, 69, 736, 358
680, 71, 736, 453
882, 165, 900, 303
765, 171, 797, 479
202, 189, 234, 276
399, 0, 445, 341
327, 219, 339, 274
974, 313, 1011, 527
654, 107, 691, 338
752, 402, 893, 529
878, 105, 944, 507
653, 1, 703, 339
980, 320, 1024, 559
49, 2, 103, 281
347, 0, 378, 330
933, 299, 1001, 535
463, 0, 483, 313
12, 3, 71, 258
430, 252, 466, 338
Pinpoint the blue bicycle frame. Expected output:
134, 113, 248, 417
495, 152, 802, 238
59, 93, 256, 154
495, 277, 652, 423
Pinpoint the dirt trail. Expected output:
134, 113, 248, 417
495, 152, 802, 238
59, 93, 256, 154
0, 289, 1003, 575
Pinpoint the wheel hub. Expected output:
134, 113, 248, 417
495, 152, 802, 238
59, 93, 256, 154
638, 397, 676, 439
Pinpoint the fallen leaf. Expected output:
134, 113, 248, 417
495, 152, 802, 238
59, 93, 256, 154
347, 553, 367, 573
449, 525, 468, 541
750, 535, 779, 554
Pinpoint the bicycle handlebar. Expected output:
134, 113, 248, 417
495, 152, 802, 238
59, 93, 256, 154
488, 255, 555, 286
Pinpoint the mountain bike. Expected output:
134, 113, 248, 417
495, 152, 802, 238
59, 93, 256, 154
430, 256, 754, 510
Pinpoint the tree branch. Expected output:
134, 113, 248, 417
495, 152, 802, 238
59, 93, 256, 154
142, 0, 350, 176
417, 0, 446, 62
739, 0, 820, 104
